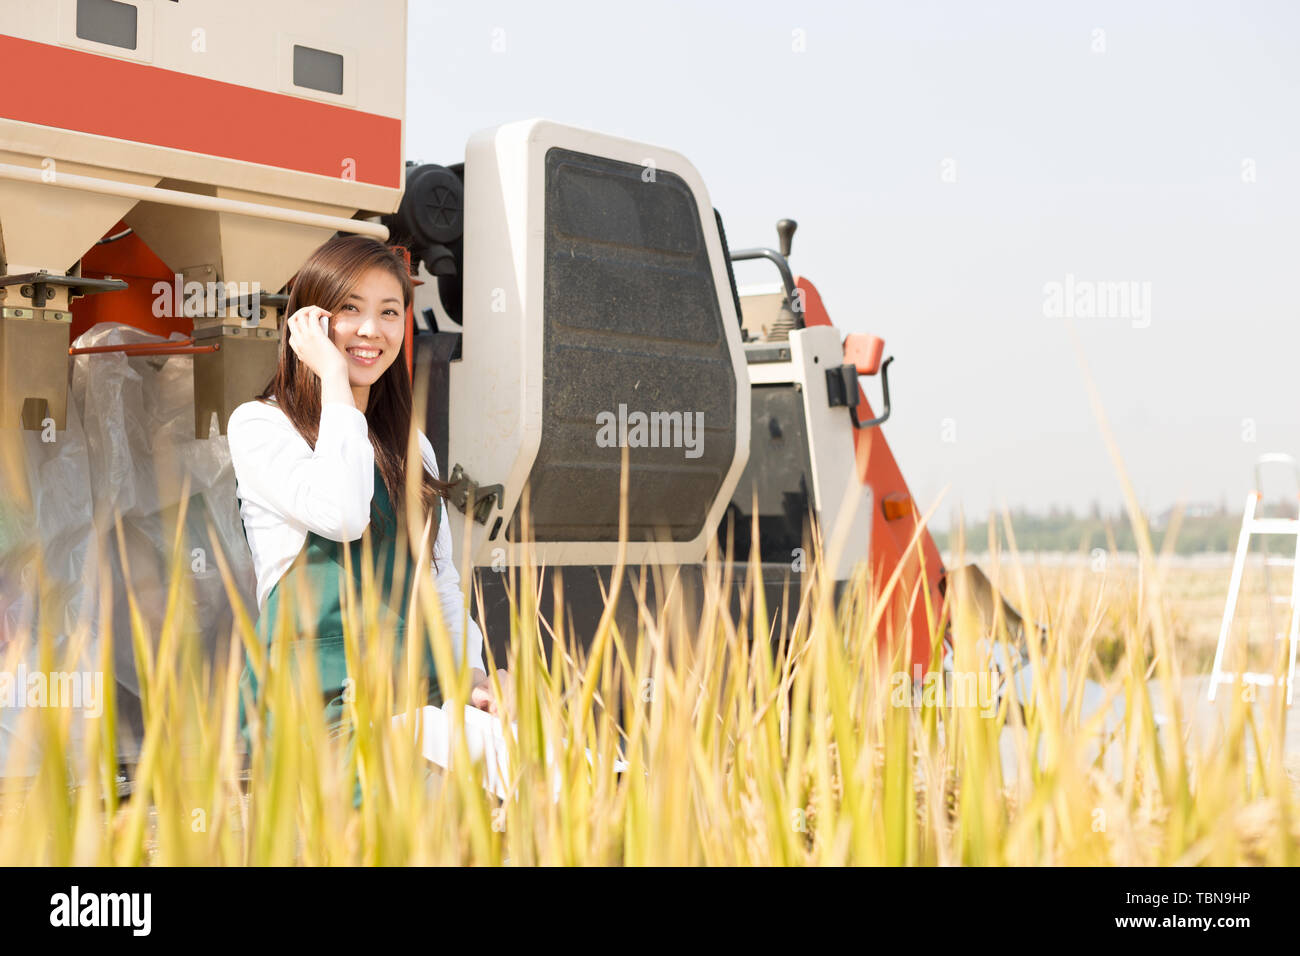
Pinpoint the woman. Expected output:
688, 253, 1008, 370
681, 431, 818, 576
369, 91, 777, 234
227, 234, 503, 744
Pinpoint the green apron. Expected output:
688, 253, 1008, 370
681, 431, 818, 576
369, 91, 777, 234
237, 464, 443, 802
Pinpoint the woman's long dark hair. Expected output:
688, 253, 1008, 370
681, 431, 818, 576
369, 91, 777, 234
257, 234, 455, 568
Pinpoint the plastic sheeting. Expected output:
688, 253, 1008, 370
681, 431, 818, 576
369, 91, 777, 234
0, 322, 257, 778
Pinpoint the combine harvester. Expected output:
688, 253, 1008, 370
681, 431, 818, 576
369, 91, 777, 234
0, 0, 1034, 771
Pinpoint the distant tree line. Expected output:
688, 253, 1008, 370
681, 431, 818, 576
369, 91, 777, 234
931, 499, 1297, 555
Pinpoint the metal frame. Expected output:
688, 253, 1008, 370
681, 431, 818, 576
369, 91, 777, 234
1208, 453, 1300, 705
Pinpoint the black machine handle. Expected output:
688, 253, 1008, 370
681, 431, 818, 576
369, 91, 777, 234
727, 247, 802, 326
851, 355, 893, 429
826, 355, 894, 430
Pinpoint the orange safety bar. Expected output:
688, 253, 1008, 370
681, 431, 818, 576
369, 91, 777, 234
69, 339, 219, 356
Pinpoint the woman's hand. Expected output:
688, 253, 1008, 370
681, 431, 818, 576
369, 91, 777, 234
470, 668, 511, 717
286, 305, 349, 385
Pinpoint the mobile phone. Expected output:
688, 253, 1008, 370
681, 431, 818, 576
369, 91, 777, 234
318, 312, 330, 336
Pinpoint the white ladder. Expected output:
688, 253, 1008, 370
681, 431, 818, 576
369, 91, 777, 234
1208, 454, 1300, 705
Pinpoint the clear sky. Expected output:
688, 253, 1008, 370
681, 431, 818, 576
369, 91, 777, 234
405, 0, 1300, 530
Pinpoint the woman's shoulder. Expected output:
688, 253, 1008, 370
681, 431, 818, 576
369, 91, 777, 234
227, 398, 296, 448
229, 397, 286, 426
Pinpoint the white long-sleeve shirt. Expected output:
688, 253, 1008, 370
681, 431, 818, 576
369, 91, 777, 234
226, 397, 484, 673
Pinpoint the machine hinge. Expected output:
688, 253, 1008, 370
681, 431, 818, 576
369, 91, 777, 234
447, 463, 504, 525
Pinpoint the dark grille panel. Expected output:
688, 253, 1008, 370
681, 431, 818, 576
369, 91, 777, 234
507, 147, 738, 543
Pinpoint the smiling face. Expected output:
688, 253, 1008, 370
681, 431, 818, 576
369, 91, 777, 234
329, 265, 406, 388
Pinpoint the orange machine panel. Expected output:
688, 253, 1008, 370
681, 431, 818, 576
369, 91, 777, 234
797, 275, 947, 673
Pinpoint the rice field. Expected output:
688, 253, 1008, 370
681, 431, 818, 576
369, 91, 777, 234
1, 426, 1298, 867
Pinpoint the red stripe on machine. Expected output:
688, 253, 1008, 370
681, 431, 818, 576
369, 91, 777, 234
0, 34, 400, 188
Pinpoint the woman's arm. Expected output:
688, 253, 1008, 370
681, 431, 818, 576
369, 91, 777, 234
228, 398, 376, 542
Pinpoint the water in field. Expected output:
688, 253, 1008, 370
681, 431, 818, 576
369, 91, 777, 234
994, 664, 1300, 784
